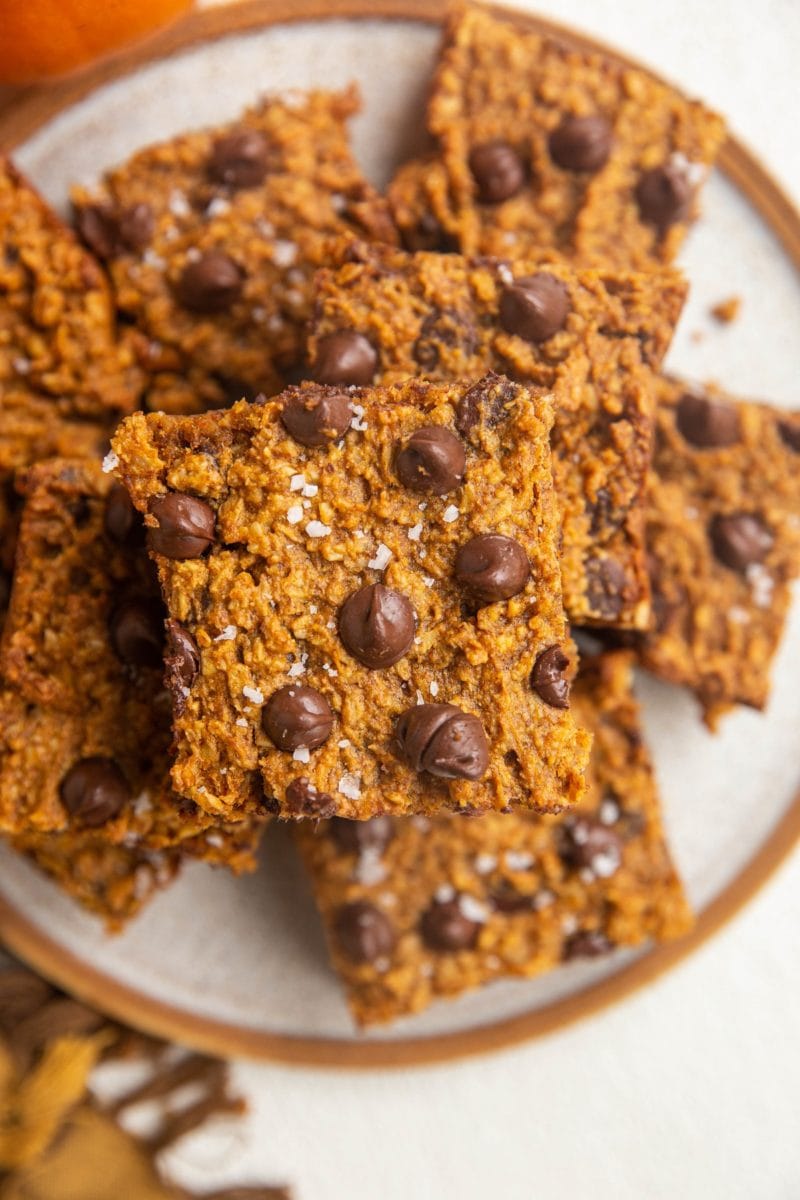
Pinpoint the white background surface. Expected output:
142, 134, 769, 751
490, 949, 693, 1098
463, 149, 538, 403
156, 3, 800, 1198
15, 1, 800, 1196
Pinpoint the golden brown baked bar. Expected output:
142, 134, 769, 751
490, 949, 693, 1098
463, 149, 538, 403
294, 650, 692, 1026
71, 87, 395, 415
638, 378, 800, 727
0, 158, 142, 474
113, 376, 591, 822
308, 242, 686, 628
388, 6, 726, 267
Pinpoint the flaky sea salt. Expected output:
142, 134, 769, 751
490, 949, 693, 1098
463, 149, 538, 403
242, 685, 264, 704
293, 748, 311, 764
368, 542, 392, 570
747, 563, 774, 609
338, 772, 362, 800
474, 853, 497, 875
505, 850, 534, 871
168, 189, 191, 217
354, 847, 387, 886
443, 505, 460, 523
272, 239, 297, 268
235, 717, 248, 728
101, 450, 119, 474
350, 404, 368, 431
205, 196, 230, 218
302, 483, 318, 498
287, 505, 303, 525
459, 894, 489, 923
306, 520, 331, 538
287, 660, 306, 678
532, 889, 556, 911
408, 522, 423, 541
429, 681, 439, 697
214, 625, 237, 642
290, 474, 306, 491
338, 739, 350, 748
422, 575, 435, 588
435, 884, 455, 903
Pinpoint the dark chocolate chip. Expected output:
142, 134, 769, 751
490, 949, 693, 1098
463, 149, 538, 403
635, 162, 692, 234
262, 685, 333, 752
709, 513, 773, 572
413, 307, 477, 370
548, 114, 613, 172
499, 274, 570, 343
164, 620, 200, 712
333, 901, 396, 963
394, 703, 489, 781
563, 930, 614, 960
75, 202, 154, 259
454, 534, 530, 604
778, 419, 800, 453
395, 426, 466, 496
174, 251, 244, 314
60, 757, 130, 828
338, 584, 415, 669
420, 896, 482, 951
468, 141, 525, 204
330, 815, 395, 855
489, 883, 534, 914
285, 777, 336, 818
530, 645, 571, 708
280, 387, 352, 447
585, 556, 628, 620
455, 373, 520, 440
103, 483, 144, 546
560, 817, 623, 877
313, 330, 377, 386
109, 597, 164, 669
402, 211, 459, 253
208, 129, 270, 188
676, 392, 741, 448
148, 493, 216, 559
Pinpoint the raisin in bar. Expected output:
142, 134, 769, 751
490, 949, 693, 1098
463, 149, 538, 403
0, 158, 142, 475
387, 6, 726, 267
294, 650, 692, 1026
71, 87, 395, 416
113, 376, 591, 821
638, 377, 800, 727
308, 242, 687, 628
0, 459, 264, 871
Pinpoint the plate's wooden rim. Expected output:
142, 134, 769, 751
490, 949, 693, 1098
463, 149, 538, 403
1, 0, 799, 1071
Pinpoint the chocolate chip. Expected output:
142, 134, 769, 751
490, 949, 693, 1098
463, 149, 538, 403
530, 646, 571, 708
109, 597, 164, 669
563, 930, 614, 960
164, 620, 200, 712
420, 897, 482, 951
60, 757, 130, 828
413, 307, 477, 370
338, 584, 415, 669
585, 556, 628, 620
174, 251, 244, 314
285, 777, 336, 818
499, 274, 570, 343
395, 426, 466, 496
280, 386, 352, 447
75, 202, 154, 259
635, 162, 692, 234
313, 331, 377, 386
560, 817, 623, 877
401, 211, 459, 253
333, 901, 396, 963
394, 703, 489, 781
548, 114, 612, 172
454, 534, 530, 604
709, 513, 773, 572
489, 883, 533, 914
676, 392, 741, 448
262, 685, 333, 752
330, 815, 394, 854
103, 483, 144, 546
455, 373, 520, 440
148, 493, 215, 559
208, 129, 270, 188
468, 141, 525, 204
778, 419, 800, 453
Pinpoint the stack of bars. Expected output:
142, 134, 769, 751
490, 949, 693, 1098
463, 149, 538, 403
1, 5, 799, 1027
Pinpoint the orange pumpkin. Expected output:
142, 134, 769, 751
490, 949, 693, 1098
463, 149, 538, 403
0, 0, 193, 84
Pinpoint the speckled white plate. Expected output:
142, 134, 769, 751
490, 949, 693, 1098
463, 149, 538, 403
0, 1, 798, 1067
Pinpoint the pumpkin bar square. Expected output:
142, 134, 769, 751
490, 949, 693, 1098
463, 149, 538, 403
112, 376, 591, 822
387, 6, 726, 267
308, 242, 687, 629
0, 459, 264, 873
71, 87, 396, 416
0, 158, 142, 475
294, 650, 692, 1026
637, 378, 800, 728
